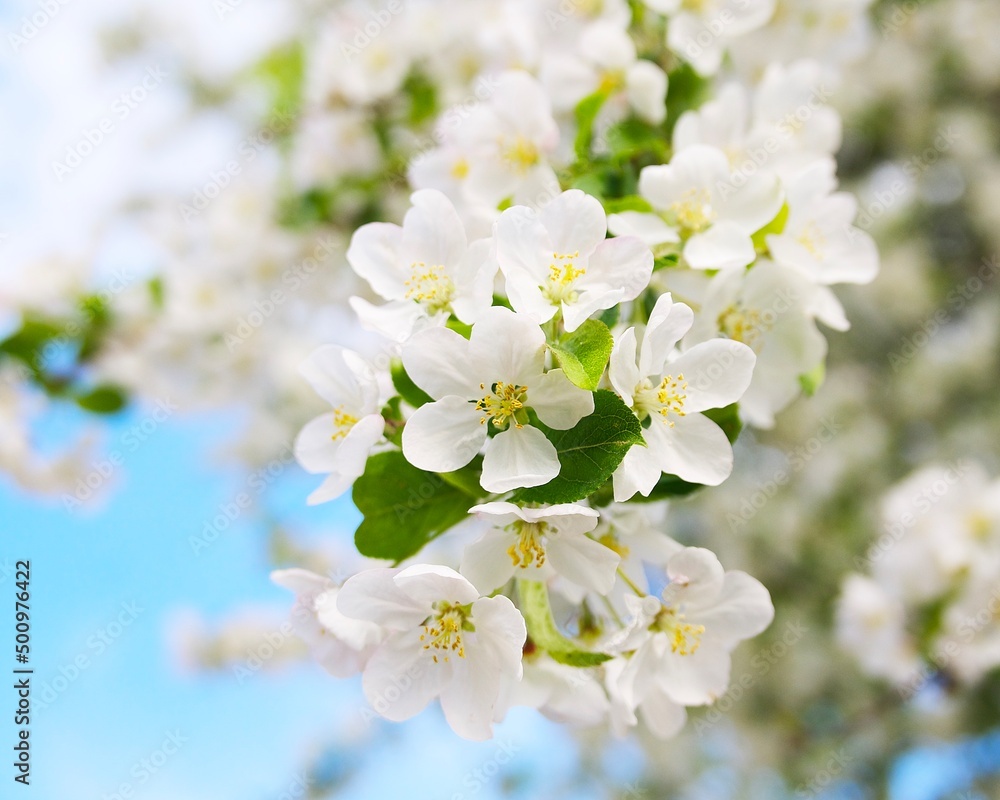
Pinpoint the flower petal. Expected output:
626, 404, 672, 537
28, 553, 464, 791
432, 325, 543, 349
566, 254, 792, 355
546, 533, 621, 594
531, 369, 595, 430
481, 425, 560, 493
669, 339, 756, 413
347, 221, 405, 300
401, 396, 485, 473
402, 326, 477, 399
394, 564, 480, 606
461, 530, 519, 595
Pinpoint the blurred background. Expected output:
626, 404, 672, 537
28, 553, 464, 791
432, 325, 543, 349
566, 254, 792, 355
1, 0, 999, 797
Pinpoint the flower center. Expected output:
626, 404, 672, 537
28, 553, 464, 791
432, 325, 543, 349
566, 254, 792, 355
508, 521, 548, 568
501, 135, 540, 174
420, 602, 473, 663
681, 0, 708, 11
405, 261, 455, 313
633, 374, 688, 427
474, 381, 529, 429
718, 303, 769, 349
796, 222, 827, 258
653, 607, 705, 656
543, 252, 586, 303
597, 530, 631, 560
331, 406, 359, 440
669, 188, 716, 237
450, 158, 470, 180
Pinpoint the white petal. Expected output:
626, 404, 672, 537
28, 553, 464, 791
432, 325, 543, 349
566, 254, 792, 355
613, 443, 663, 502
461, 530, 518, 595
538, 190, 608, 257
439, 644, 502, 741
607, 212, 679, 247
338, 568, 429, 629
349, 296, 427, 342
394, 564, 480, 606
468, 307, 546, 386
531, 369, 595, 430
495, 205, 552, 283
716, 171, 784, 234
657, 640, 731, 705
694, 571, 774, 647
609, 328, 641, 404
481, 425, 560, 493
626, 60, 668, 125
402, 326, 476, 399
666, 547, 726, 609
294, 413, 345, 474
684, 222, 756, 271
306, 472, 354, 506
401, 396, 485, 473
363, 630, 449, 721
583, 236, 654, 303
546, 534, 621, 594
669, 339, 756, 413
400, 189, 467, 269
299, 345, 374, 410
639, 687, 688, 739
639, 294, 694, 378
471, 595, 527, 678
450, 238, 498, 324
347, 221, 405, 300
644, 411, 733, 486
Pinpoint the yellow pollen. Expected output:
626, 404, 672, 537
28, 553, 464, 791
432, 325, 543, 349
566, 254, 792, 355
796, 222, 827, 258
508, 521, 547, 568
543, 251, 585, 304
330, 406, 359, 441
475, 381, 528, 430
500, 135, 540, 174
718, 304, 769, 349
681, 0, 707, 11
450, 158, 470, 180
654, 607, 706, 656
634, 374, 688, 427
404, 261, 455, 313
419, 605, 469, 663
597, 69, 625, 94
597, 531, 630, 560
669, 188, 716, 236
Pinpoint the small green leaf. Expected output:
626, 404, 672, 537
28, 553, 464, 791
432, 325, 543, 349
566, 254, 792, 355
799, 362, 825, 397
75, 385, 127, 414
353, 452, 478, 562
547, 319, 614, 391
514, 390, 643, 504
597, 305, 620, 329
603, 195, 654, 214
653, 253, 680, 271
518, 580, 611, 667
751, 202, 790, 251
445, 318, 473, 339
390, 359, 433, 409
704, 403, 743, 445
574, 89, 611, 161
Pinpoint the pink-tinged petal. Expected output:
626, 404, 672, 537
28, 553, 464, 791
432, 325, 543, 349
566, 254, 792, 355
402, 326, 477, 399
607, 211, 680, 247
299, 345, 375, 410
400, 189, 467, 269
684, 222, 755, 271
665, 547, 726, 609
363, 630, 451, 721
613, 443, 662, 502
610, 328, 641, 404
539, 190, 608, 257
669, 339, 756, 413
584, 236, 653, 303
460, 530, 519, 595
656, 640, 732, 705
531, 369, 594, 430
468, 307, 546, 385
693, 571, 774, 647
347, 221, 406, 299
439, 645, 503, 741
639, 294, 694, 378
546, 533, 620, 594
639, 687, 688, 739
402, 397, 485, 473
481, 425, 560, 493
394, 564, 480, 606
644, 411, 733, 486
338, 568, 429, 629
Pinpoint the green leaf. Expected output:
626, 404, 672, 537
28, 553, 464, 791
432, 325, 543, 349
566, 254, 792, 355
514, 390, 643, 504
353, 452, 478, 562
547, 319, 614, 391
704, 403, 743, 444
799, 362, 825, 397
597, 305, 620, 329
603, 195, 654, 214
390, 359, 433, 409
751, 202, 790, 251
75, 385, 127, 414
445, 318, 473, 339
653, 252, 680, 271
402, 70, 438, 126
574, 89, 611, 161
518, 580, 611, 667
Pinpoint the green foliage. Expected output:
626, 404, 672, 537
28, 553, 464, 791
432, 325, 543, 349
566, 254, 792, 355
514, 390, 644, 504
799, 362, 826, 397
574, 89, 612, 161
254, 43, 305, 120
518, 579, 612, 667
390, 359, 433, 408
352, 451, 483, 562
752, 202, 791, 251
547, 319, 614, 391
75, 385, 127, 414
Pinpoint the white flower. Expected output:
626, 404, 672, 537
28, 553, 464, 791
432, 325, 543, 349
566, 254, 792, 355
602, 656, 688, 739
337, 564, 526, 741
502, 654, 610, 727
642, 0, 776, 75
541, 21, 668, 124
609, 145, 783, 270
347, 189, 496, 341
294, 346, 385, 504
401, 306, 594, 492
494, 190, 653, 331
609, 293, 756, 499
271, 568, 384, 678
683, 260, 827, 428
462, 502, 620, 594
610, 547, 773, 707
767, 161, 879, 285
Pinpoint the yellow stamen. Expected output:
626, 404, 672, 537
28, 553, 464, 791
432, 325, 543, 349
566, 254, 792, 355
718, 304, 769, 349
404, 261, 455, 313
633, 374, 688, 428
543, 251, 586, 304
654, 607, 706, 656
419, 604, 469, 663
500, 135, 540, 174
508, 521, 547, 568
331, 406, 359, 441
475, 381, 528, 429
669, 188, 716, 237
